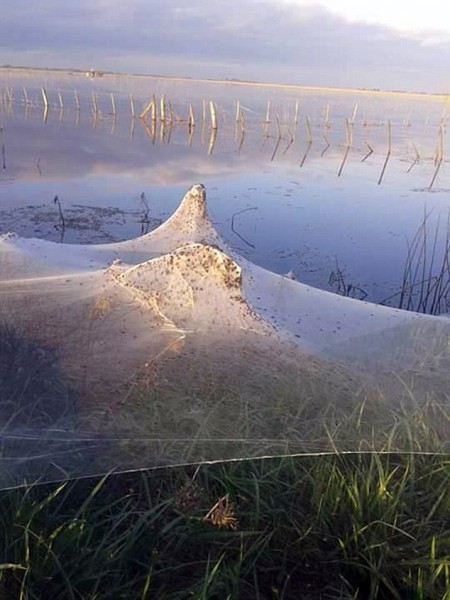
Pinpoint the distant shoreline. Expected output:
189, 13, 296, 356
1, 65, 449, 100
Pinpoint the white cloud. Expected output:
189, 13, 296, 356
281, 0, 450, 39
1, 0, 450, 93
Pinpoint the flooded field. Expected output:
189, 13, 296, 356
1, 68, 449, 308
1, 68, 450, 486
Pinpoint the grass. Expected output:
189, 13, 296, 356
381, 210, 450, 315
0, 323, 76, 429
0, 331, 449, 598
0, 304, 449, 598
0, 452, 449, 599
331, 210, 450, 315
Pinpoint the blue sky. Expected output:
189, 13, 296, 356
1, 0, 450, 93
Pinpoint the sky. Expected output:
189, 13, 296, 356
1, 0, 450, 93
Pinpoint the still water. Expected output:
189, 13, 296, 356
1, 68, 449, 308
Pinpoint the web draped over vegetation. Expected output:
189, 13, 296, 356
0, 185, 449, 489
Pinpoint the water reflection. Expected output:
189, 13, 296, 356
0, 69, 449, 308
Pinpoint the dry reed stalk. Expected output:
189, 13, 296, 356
231, 207, 257, 248
110, 93, 116, 115
139, 191, 150, 222
201, 120, 206, 145
160, 96, 166, 122
22, 87, 30, 105
150, 95, 156, 121
361, 141, 374, 162
351, 103, 358, 123
265, 100, 271, 123
321, 131, 330, 157
41, 88, 49, 109
110, 114, 116, 135
139, 98, 154, 119
324, 103, 330, 128
58, 91, 64, 109
160, 121, 166, 143
300, 141, 312, 167
74, 90, 80, 111
328, 259, 367, 300
168, 100, 174, 123
305, 116, 313, 143
235, 101, 240, 123
209, 100, 217, 130
275, 113, 281, 138
239, 108, 246, 131
207, 127, 217, 156
53, 195, 66, 242
433, 139, 440, 167
283, 126, 295, 155
92, 92, 99, 115
234, 116, 240, 143
294, 99, 299, 127
167, 121, 173, 144
202, 99, 206, 123
407, 142, 420, 173
346, 118, 353, 146
270, 114, 282, 161
338, 118, 352, 177
188, 123, 194, 146
238, 126, 246, 153
139, 97, 153, 120
129, 94, 135, 118
142, 120, 156, 145
429, 124, 445, 190
1, 126, 6, 170
377, 120, 391, 185
3, 89, 8, 111
381, 210, 450, 314
189, 105, 195, 129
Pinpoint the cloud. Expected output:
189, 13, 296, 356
1, 0, 450, 92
